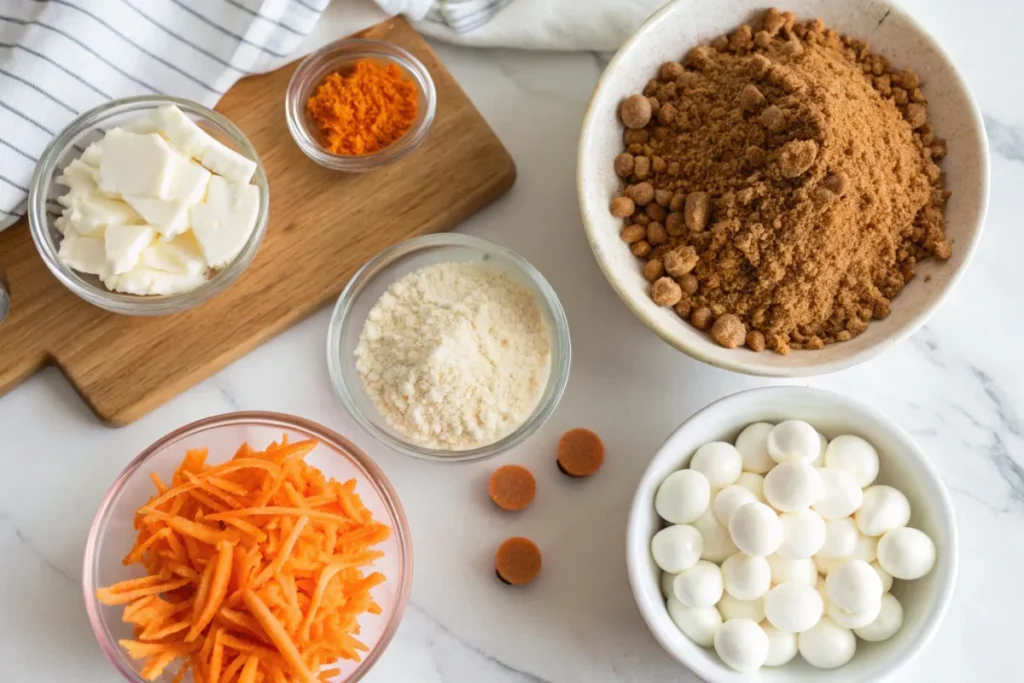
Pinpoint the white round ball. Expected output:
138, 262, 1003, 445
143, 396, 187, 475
813, 468, 864, 519
798, 617, 856, 669
734, 422, 775, 474
768, 555, 818, 587
717, 593, 765, 623
827, 598, 882, 630
651, 525, 703, 573
818, 517, 859, 559
722, 553, 771, 600
714, 485, 758, 526
762, 623, 798, 667
667, 598, 722, 648
871, 560, 894, 593
673, 560, 724, 608
660, 571, 677, 598
767, 420, 820, 464
777, 509, 826, 559
736, 472, 767, 504
714, 619, 769, 673
764, 582, 824, 633
854, 593, 904, 642
812, 432, 828, 467
877, 527, 936, 580
690, 442, 744, 489
655, 469, 711, 524
729, 503, 782, 557
692, 507, 739, 563
855, 485, 911, 537
825, 435, 879, 487
764, 462, 822, 512
825, 559, 883, 612
852, 534, 878, 564
814, 554, 846, 576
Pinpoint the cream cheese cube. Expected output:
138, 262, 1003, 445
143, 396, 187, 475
58, 231, 107, 275
60, 191, 141, 237
152, 104, 211, 157
80, 142, 103, 167
105, 224, 156, 275
56, 159, 99, 193
139, 232, 207, 275
98, 130, 176, 199
199, 139, 256, 184
190, 176, 259, 268
124, 153, 211, 238
119, 112, 160, 135
109, 267, 206, 296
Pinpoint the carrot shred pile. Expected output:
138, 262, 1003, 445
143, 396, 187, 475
97, 437, 390, 682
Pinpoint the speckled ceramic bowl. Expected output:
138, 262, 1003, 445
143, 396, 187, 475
578, 0, 988, 377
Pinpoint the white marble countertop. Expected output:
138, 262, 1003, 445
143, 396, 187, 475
2, 1, 1023, 681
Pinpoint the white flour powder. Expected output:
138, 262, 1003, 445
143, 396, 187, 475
355, 262, 551, 451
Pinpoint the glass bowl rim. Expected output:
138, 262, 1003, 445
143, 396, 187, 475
327, 232, 572, 463
81, 410, 414, 683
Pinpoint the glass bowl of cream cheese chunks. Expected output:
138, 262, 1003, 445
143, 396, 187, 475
27, 95, 270, 315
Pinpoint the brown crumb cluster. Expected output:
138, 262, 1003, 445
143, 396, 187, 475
611, 8, 951, 354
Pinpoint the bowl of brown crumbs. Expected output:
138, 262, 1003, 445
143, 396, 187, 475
578, 0, 988, 377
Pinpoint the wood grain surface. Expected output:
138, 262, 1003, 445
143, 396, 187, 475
0, 18, 516, 425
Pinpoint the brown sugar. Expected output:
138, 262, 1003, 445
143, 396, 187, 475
611, 8, 950, 352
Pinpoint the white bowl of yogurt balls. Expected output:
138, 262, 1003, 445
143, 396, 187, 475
626, 386, 957, 682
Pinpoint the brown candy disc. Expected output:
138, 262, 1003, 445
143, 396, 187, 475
488, 465, 536, 511
556, 428, 605, 478
495, 537, 542, 586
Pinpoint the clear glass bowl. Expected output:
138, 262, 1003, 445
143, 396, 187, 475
28, 95, 270, 316
82, 412, 412, 683
285, 39, 436, 172
327, 233, 572, 463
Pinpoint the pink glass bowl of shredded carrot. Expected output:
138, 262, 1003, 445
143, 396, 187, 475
83, 412, 412, 683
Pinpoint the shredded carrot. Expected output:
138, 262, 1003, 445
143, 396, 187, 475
97, 435, 390, 682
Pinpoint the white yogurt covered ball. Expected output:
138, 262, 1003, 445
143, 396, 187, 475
722, 553, 771, 600
734, 422, 775, 474
798, 617, 856, 669
813, 468, 863, 519
825, 559, 883, 613
764, 582, 823, 633
729, 503, 782, 557
667, 598, 722, 647
827, 598, 882, 630
825, 435, 879, 487
856, 485, 911, 536
854, 593, 904, 642
714, 485, 758, 526
871, 560, 894, 593
812, 432, 828, 467
717, 593, 765, 623
767, 420, 820, 464
660, 571, 677, 598
777, 509, 826, 559
817, 517, 859, 559
814, 555, 845, 576
655, 469, 711, 524
764, 462, 822, 513
690, 442, 744, 489
736, 472, 767, 504
651, 524, 703, 573
852, 534, 878, 564
673, 560, 724, 608
768, 555, 818, 587
877, 527, 936, 580
762, 623, 798, 667
714, 619, 769, 673
692, 507, 739, 563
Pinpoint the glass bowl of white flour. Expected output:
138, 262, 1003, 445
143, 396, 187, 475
327, 233, 572, 462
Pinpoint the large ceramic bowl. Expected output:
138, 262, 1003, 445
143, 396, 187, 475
578, 0, 988, 376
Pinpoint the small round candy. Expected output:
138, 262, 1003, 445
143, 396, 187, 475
734, 422, 775, 474
767, 420, 820, 464
714, 485, 758, 526
736, 472, 767, 503
854, 593, 904, 642
798, 617, 856, 669
651, 524, 703, 573
764, 582, 823, 633
813, 468, 863, 519
812, 432, 828, 467
655, 469, 711, 524
667, 598, 722, 647
660, 571, 677, 598
717, 593, 765, 623
825, 559, 883, 612
825, 435, 879, 487
871, 560, 894, 593
764, 462, 822, 513
852, 534, 878, 564
814, 555, 845, 576
768, 555, 817, 587
777, 509, 826, 559
692, 507, 739, 563
722, 553, 771, 600
690, 442, 743, 489
673, 560, 724, 608
729, 503, 782, 557
877, 527, 936, 580
762, 623, 798, 667
714, 619, 769, 673
856, 485, 911, 537
817, 517, 859, 559
827, 598, 882, 629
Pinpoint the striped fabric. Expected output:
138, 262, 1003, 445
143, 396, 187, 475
424, 0, 514, 34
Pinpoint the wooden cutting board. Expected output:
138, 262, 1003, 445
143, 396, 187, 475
0, 18, 515, 426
